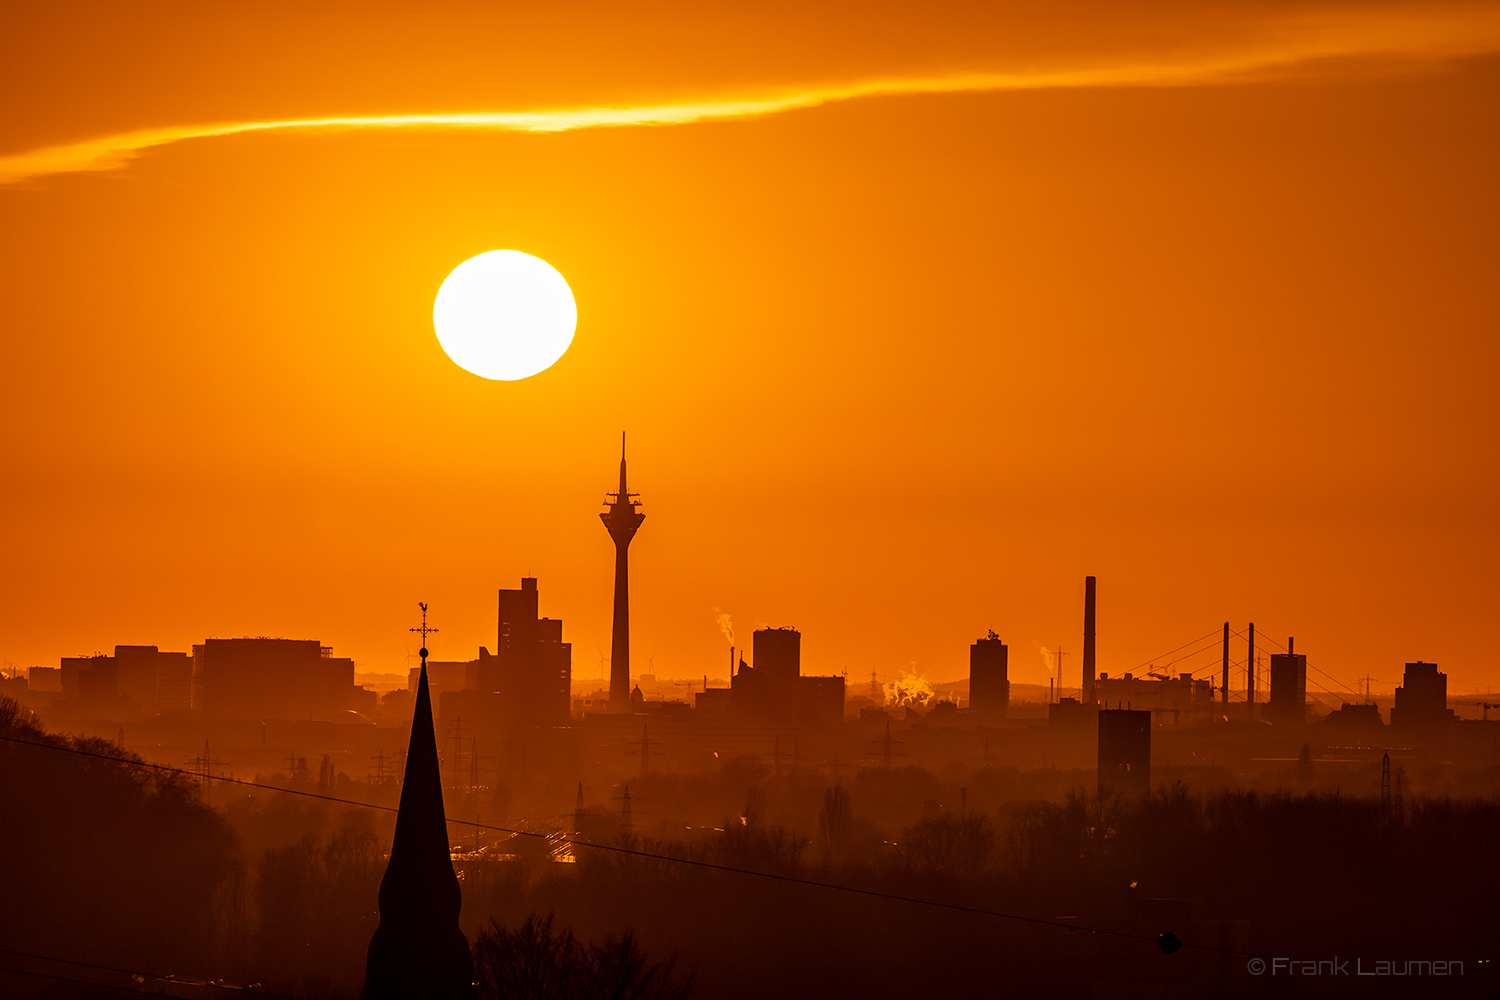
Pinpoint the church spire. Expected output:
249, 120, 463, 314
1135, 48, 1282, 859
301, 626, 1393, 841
360, 604, 475, 999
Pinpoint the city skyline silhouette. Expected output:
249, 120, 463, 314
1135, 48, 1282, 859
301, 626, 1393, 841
3, 3, 1499, 997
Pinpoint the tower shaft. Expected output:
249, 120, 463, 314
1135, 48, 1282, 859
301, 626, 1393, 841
609, 540, 632, 710
600, 433, 644, 712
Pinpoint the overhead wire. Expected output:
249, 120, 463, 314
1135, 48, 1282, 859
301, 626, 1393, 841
1126, 629, 1222, 673
2, 727, 1493, 994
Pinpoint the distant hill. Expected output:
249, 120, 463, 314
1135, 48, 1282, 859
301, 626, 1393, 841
354, 671, 408, 693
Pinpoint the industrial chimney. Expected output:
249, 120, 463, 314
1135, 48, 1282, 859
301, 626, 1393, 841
1082, 576, 1097, 705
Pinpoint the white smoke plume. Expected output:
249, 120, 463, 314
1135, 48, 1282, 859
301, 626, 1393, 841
884, 666, 935, 709
1038, 645, 1057, 676
712, 608, 734, 646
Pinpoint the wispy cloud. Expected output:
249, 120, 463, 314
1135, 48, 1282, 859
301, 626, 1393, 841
4, 10, 1498, 186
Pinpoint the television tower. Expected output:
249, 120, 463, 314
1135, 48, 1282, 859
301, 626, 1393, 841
601, 433, 645, 712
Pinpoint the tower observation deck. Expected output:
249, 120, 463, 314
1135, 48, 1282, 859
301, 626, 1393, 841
601, 433, 644, 712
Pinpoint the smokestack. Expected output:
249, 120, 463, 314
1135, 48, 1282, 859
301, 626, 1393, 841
729, 646, 734, 686
1288, 636, 1294, 656
1082, 576, 1097, 704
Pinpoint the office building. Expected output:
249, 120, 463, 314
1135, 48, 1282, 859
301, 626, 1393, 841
1391, 661, 1455, 739
470, 576, 572, 726
197, 637, 359, 720
969, 632, 1009, 719
1099, 708, 1151, 799
1266, 638, 1307, 726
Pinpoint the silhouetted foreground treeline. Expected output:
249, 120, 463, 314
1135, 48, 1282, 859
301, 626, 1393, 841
0, 698, 242, 993
466, 783, 1500, 997
473, 914, 691, 1000
4, 695, 1498, 998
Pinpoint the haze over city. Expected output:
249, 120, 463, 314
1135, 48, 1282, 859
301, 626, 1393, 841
2, 2, 1498, 998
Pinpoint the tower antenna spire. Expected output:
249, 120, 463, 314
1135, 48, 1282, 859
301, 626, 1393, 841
619, 431, 628, 496
602, 433, 645, 712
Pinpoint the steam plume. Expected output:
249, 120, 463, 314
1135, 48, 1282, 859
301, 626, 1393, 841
884, 667, 935, 709
713, 609, 734, 646
1038, 646, 1056, 676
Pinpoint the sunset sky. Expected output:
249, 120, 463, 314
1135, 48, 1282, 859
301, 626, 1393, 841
2, 1, 1497, 698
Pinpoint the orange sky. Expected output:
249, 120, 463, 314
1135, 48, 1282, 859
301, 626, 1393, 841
1, 1, 1497, 699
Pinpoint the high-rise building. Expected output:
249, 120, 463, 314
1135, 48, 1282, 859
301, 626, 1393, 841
600, 434, 644, 712
198, 637, 358, 720
754, 626, 799, 720
1098, 708, 1151, 800
27, 666, 61, 693
155, 651, 193, 712
114, 645, 160, 714
728, 627, 844, 726
969, 632, 1009, 719
472, 576, 571, 725
66, 646, 196, 715
1266, 638, 1307, 726
61, 653, 116, 709
1391, 661, 1455, 739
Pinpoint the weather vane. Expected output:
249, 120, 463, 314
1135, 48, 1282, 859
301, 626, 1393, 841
410, 602, 437, 665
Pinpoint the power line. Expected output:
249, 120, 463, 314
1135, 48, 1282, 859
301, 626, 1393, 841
1232, 626, 1363, 702
0, 734, 1161, 944
1126, 629, 1222, 674
1, 734, 1494, 993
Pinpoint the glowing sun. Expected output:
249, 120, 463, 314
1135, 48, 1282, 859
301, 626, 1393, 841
432, 250, 577, 380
